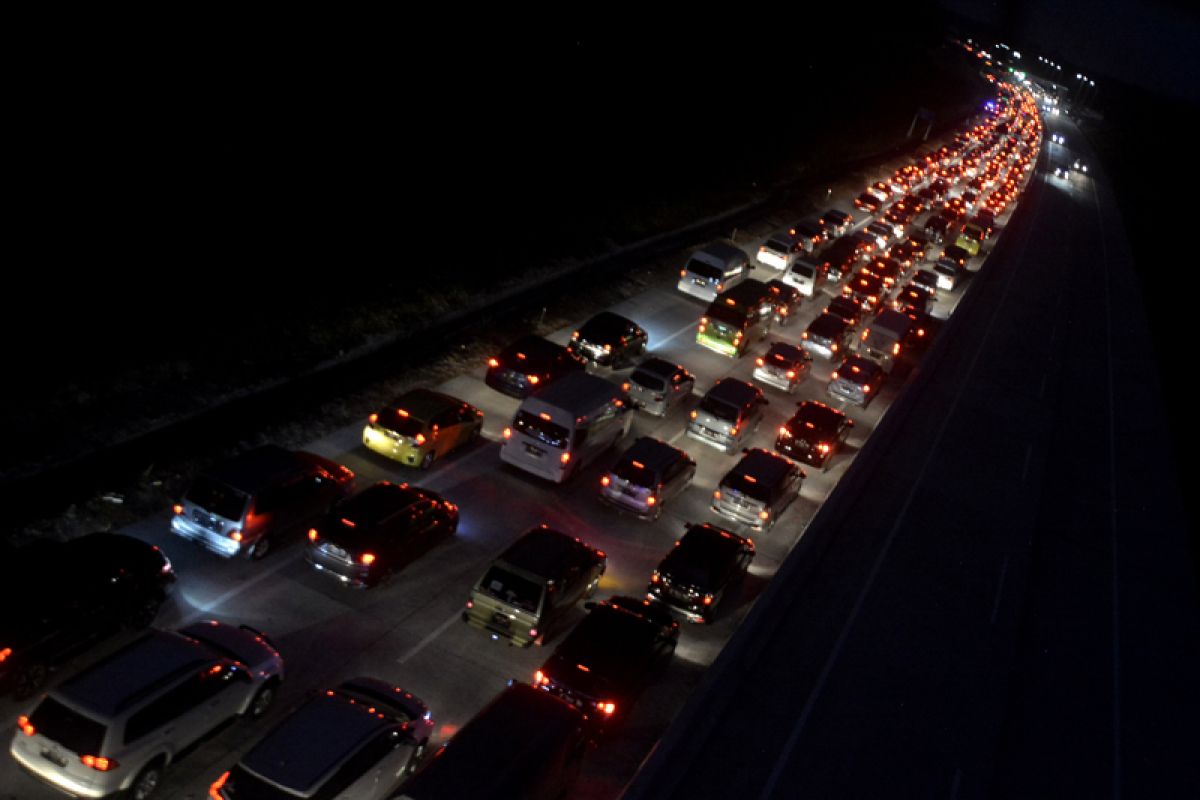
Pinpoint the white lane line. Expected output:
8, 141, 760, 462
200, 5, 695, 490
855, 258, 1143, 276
1021, 442, 1034, 483
656, 317, 703, 350
950, 767, 964, 800
990, 555, 1010, 625
177, 550, 303, 625
396, 611, 461, 665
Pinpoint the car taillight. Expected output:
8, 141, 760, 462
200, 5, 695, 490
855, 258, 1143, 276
361, 553, 376, 566
598, 701, 617, 716
414, 433, 426, 446
819, 443, 832, 454
690, 411, 698, 419
730, 426, 738, 436
600, 476, 610, 487
755, 357, 764, 366
465, 599, 473, 609
528, 628, 538, 640
229, 530, 243, 542
716, 284, 724, 292
17, 715, 34, 736
786, 370, 796, 379
308, 529, 319, 542
502, 427, 512, 439
863, 385, 872, 392
646, 496, 657, 506
702, 594, 714, 606
368, 413, 378, 424
81, 755, 117, 771
759, 510, 770, 520
172, 503, 184, 515
893, 343, 901, 355
560, 452, 571, 464
680, 269, 687, 277
535, 669, 549, 686
622, 382, 630, 391
779, 426, 792, 437
713, 490, 721, 500
0, 647, 11, 663
210, 771, 230, 800
651, 571, 661, 583
488, 358, 499, 368
527, 374, 540, 385
831, 371, 839, 380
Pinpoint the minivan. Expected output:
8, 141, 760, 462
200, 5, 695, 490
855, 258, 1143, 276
711, 448, 806, 533
686, 379, 768, 455
696, 279, 774, 358
463, 526, 607, 647
171, 445, 356, 560
781, 254, 827, 297
598, 437, 696, 520
500, 372, 632, 484
676, 241, 752, 303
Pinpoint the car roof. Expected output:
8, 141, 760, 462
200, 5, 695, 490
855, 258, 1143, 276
386, 388, 465, 421
202, 445, 310, 494
500, 335, 564, 362
808, 312, 850, 336
55, 630, 212, 718
765, 341, 806, 360
706, 378, 760, 406
791, 400, 846, 431
728, 448, 795, 485
499, 527, 589, 578
240, 690, 395, 794
618, 437, 686, 474
840, 355, 883, 376
579, 311, 635, 337
661, 524, 745, 584
334, 482, 427, 528
633, 357, 681, 378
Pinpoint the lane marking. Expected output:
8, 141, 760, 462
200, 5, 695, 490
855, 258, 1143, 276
396, 611, 462, 665
1021, 442, 1034, 483
177, 550, 303, 625
950, 767, 963, 800
991, 554, 1010, 625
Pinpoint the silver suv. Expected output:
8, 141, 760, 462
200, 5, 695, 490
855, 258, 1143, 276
210, 677, 434, 800
686, 379, 768, 455
10, 620, 284, 800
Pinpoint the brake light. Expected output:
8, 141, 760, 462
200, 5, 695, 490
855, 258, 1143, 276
368, 413, 378, 425
414, 433, 426, 446
229, 531, 243, 542
779, 426, 792, 437
488, 358, 499, 368
651, 571, 660, 583
713, 490, 721, 500
702, 594, 714, 606
622, 382, 630, 391
535, 669, 549, 686
862, 329, 870, 340
863, 385, 872, 393
528, 628, 538, 639
502, 427, 512, 439
81, 755, 117, 771
759, 510, 770, 520
646, 496, 657, 506
527, 374, 539, 385
831, 371, 839, 380
173, 504, 184, 515
561, 452, 571, 464
210, 770, 230, 799
680, 269, 687, 277
465, 599, 473, 609
818, 443, 832, 454
893, 343, 901, 355
601, 476, 610, 487
308, 529, 319, 542
361, 553, 376, 566
0, 647, 10, 663
690, 411, 697, 419
17, 715, 34, 736
598, 701, 617, 716
730, 426, 738, 436
786, 370, 796, 379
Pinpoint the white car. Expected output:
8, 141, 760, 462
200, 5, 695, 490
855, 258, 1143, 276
1050, 133, 1066, 144
1072, 158, 1088, 173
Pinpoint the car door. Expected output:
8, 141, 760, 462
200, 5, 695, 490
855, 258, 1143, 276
430, 409, 460, 458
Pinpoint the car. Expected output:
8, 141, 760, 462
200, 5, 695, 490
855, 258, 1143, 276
825, 295, 864, 328
828, 354, 886, 408
464, 526, 607, 647
787, 220, 825, 251
686, 378, 769, 455
867, 181, 892, 201
1051, 133, 1065, 144
888, 239, 925, 268
863, 256, 905, 289
955, 223, 987, 257
363, 388, 483, 470
209, 677, 433, 800
599, 437, 696, 520
842, 270, 889, 313
306, 481, 459, 588
941, 196, 969, 219
486, 334, 587, 398
933, 258, 963, 291
10, 620, 284, 800
756, 231, 805, 270
821, 209, 853, 236
1072, 158, 1088, 174
798, 313, 852, 363
853, 191, 883, 213
893, 284, 933, 315
923, 214, 953, 244
866, 221, 898, 249
849, 229, 880, 256
532, 596, 678, 731
711, 448, 805, 533
776, 400, 855, 471
822, 238, 868, 283
0, 533, 175, 700
766, 279, 803, 327
941, 244, 972, 266
969, 210, 996, 237
623, 357, 695, 417
171, 445, 356, 560
568, 311, 648, 368
1052, 163, 1070, 179
646, 523, 754, 623
753, 341, 813, 394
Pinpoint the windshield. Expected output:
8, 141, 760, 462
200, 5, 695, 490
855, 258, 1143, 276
479, 566, 541, 613
186, 475, 248, 521
513, 411, 568, 449
29, 697, 106, 756
685, 261, 722, 282
372, 408, 426, 438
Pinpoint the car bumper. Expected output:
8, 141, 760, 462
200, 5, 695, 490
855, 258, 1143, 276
646, 588, 709, 623
776, 438, 828, 467
599, 487, 657, 519
170, 516, 243, 558
685, 423, 735, 453
828, 381, 869, 407
801, 339, 838, 361
306, 550, 371, 587
10, 738, 117, 798
676, 279, 718, 303
752, 366, 797, 393
712, 500, 769, 531
462, 609, 537, 647
756, 253, 788, 270
696, 334, 741, 358
485, 369, 534, 398
627, 391, 668, 416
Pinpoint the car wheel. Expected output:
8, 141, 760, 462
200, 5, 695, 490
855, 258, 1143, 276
420, 451, 435, 470
245, 536, 271, 561
128, 760, 165, 800
13, 662, 48, 700
246, 680, 279, 719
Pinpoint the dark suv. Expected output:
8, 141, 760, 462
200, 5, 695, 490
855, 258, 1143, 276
532, 596, 678, 731
776, 400, 855, 470
599, 437, 696, 520
0, 533, 175, 699
171, 445, 356, 560
646, 523, 754, 623
306, 482, 459, 587
485, 335, 587, 398
568, 311, 648, 368
711, 448, 805, 533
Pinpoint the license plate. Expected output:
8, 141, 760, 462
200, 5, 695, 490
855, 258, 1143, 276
40, 749, 68, 768
491, 612, 510, 628
694, 279, 708, 287
525, 444, 544, 457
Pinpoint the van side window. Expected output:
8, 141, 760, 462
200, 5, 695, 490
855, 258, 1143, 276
311, 730, 403, 800
123, 666, 227, 744
572, 428, 588, 449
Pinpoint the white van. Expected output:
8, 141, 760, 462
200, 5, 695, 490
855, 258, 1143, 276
500, 372, 632, 483
781, 255, 827, 298
676, 241, 752, 303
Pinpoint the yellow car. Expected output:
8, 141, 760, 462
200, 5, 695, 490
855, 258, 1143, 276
363, 389, 483, 469
954, 224, 985, 257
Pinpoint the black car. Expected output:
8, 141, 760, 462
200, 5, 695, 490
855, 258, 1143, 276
821, 208, 853, 237
825, 295, 864, 328
568, 311, 648, 368
853, 191, 883, 213
823, 238, 868, 283
941, 244, 972, 266
0, 533, 175, 699
533, 596, 678, 730
766, 279, 803, 327
800, 312, 854, 362
776, 400, 855, 470
647, 523, 753, 623
923, 214, 954, 244
863, 256, 906, 289
888, 239, 925, 268
486, 335, 587, 398
306, 481, 458, 587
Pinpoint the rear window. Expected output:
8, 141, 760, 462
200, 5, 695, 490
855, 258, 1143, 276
29, 697, 106, 756
372, 408, 426, 438
479, 566, 542, 613
220, 765, 296, 800
684, 261, 722, 281
630, 370, 665, 392
186, 476, 249, 521
763, 239, 790, 254
698, 395, 740, 423
721, 472, 772, 503
513, 411, 569, 449
791, 262, 815, 279
705, 304, 749, 329
614, 458, 657, 487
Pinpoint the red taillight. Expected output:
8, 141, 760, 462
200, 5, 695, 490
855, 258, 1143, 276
361, 553, 376, 566
702, 594, 714, 606
893, 343, 901, 355
600, 476, 610, 487
0, 647, 11, 663
622, 382, 630, 391
819, 443, 832, 454
502, 427, 512, 439
308, 528, 319, 542
17, 715, 34, 736
535, 669, 549, 686
680, 269, 687, 277
755, 357, 764, 366
340, 518, 357, 528
528, 628, 539, 640
368, 413, 378, 424
414, 433, 427, 446
560, 452, 571, 464
831, 371, 839, 380
229, 531, 243, 542
488, 358, 499, 368
713, 490, 721, 500
779, 426, 791, 437
759, 510, 770, 520
598, 701, 617, 716
651, 571, 661, 583
646, 496, 657, 506
528, 374, 540, 385
863, 385, 872, 393
81, 754, 117, 771
465, 599, 473, 609
786, 370, 796, 379
172, 504, 184, 515
209, 770, 230, 800
690, 410, 698, 419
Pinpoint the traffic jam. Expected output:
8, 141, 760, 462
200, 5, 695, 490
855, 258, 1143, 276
3, 83, 1043, 799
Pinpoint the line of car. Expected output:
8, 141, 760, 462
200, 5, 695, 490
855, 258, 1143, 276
4, 82, 1043, 800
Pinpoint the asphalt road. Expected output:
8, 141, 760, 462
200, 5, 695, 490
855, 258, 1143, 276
623, 107, 1199, 797
0, 110, 1014, 800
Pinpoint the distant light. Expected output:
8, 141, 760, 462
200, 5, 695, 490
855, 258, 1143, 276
1013, 51, 1021, 59
1089, 80, 1095, 86
1076, 73, 1082, 79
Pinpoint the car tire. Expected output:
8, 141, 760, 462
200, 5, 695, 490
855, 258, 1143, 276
245, 536, 271, 561
127, 760, 165, 800
12, 662, 48, 701
420, 451, 435, 470
246, 679, 279, 720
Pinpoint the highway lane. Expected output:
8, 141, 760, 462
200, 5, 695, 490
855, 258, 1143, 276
0, 108, 1012, 800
